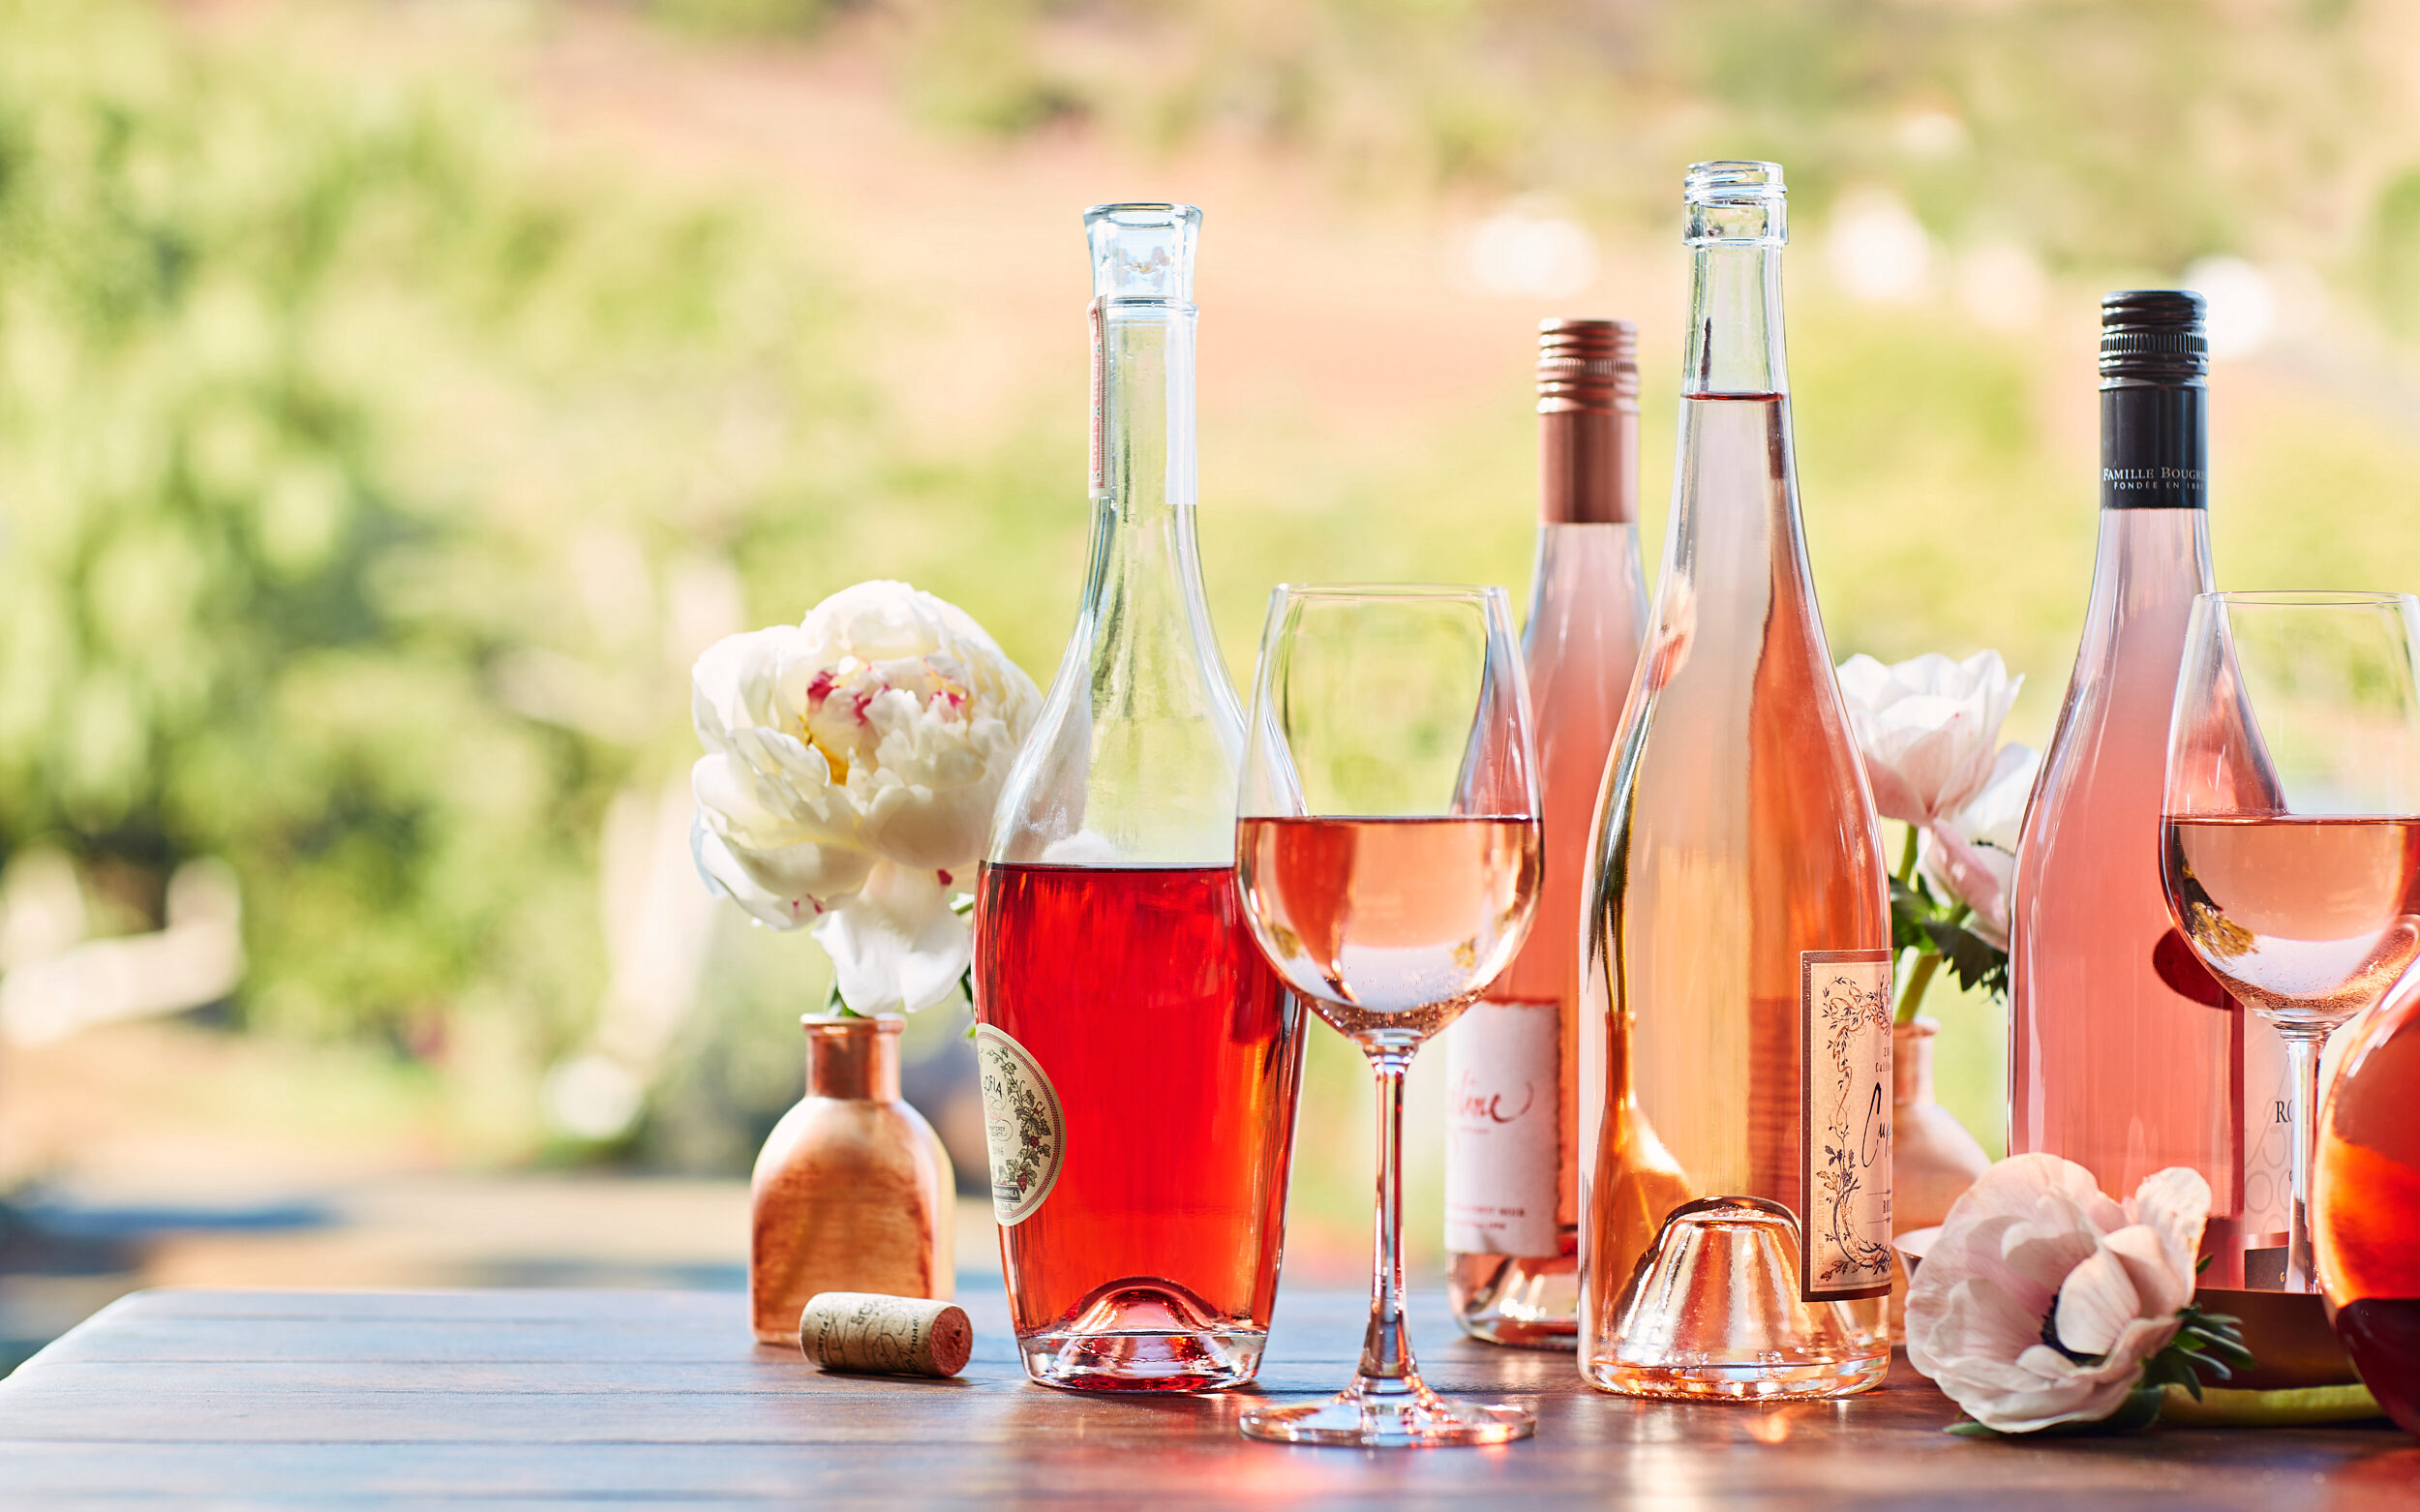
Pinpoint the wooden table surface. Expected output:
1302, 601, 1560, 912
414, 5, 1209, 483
2, 1285, 2415, 1509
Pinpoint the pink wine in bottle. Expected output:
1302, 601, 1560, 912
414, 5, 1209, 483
1445, 319, 1649, 1349
2010, 290, 2294, 1288
973, 204, 1307, 1391
1578, 163, 1894, 1401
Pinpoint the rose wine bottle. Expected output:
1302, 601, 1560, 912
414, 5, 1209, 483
1444, 319, 1649, 1349
2010, 290, 2294, 1288
973, 203, 1308, 1391
1576, 163, 1894, 1401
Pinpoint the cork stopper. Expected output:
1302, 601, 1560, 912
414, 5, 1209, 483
799, 1292, 974, 1378
1537, 318, 1641, 416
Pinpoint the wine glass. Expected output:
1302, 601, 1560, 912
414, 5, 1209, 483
2162, 590, 2420, 1293
1232, 585, 1543, 1447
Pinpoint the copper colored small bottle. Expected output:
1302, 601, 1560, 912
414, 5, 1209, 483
1444, 319, 1649, 1347
749, 1014, 954, 1346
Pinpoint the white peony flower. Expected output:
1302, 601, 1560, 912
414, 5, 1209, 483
1918, 741, 2039, 949
1836, 650, 2023, 827
1905, 1154, 2211, 1435
690, 581, 1041, 1013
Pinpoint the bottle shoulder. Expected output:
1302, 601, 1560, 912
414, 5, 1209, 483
985, 615, 1249, 866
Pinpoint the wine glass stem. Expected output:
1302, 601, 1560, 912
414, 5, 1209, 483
2280, 1024, 2331, 1293
1356, 1055, 1418, 1391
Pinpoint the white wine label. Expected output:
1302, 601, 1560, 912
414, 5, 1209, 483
1442, 999, 1560, 1257
2241, 1011, 2292, 1235
976, 1024, 1066, 1227
1800, 950, 1894, 1301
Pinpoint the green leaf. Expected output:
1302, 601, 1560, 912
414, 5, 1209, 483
1891, 877, 1943, 954
1919, 917, 2011, 999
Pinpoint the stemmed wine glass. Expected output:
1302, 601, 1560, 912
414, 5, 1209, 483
1232, 585, 1543, 1447
2162, 590, 2420, 1293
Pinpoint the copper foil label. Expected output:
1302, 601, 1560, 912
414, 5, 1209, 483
1088, 296, 1105, 493
976, 1024, 1066, 1226
1442, 999, 1559, 1257
1800, 950, 1893, 1301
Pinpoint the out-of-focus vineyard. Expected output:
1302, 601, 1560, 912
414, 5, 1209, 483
4, 0, 2420, 1240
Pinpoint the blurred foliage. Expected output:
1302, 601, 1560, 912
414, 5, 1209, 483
0, 0, 863, 1074
673, 0, 2414, 294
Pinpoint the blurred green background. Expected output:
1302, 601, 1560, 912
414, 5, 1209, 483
4, 0, 2420, 1312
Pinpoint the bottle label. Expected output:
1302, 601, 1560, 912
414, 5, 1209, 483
2099, 386, 2207, 510
1088, 297, 1106, 493
2241, 1011, 2292, 1235
1800, 950, 1895, 1301
975, 1024, 1067, 1227
1442, 999, 1560, 1257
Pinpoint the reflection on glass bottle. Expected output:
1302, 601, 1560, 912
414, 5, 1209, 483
972, 204, 1308, 1392
1577, 162, 1894, 1400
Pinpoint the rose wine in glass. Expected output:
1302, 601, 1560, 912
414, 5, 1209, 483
2011, 292, 2299, 1290
1577, 162, 1894, 1401
2316, 968, 2420, 1435
2162, 590, 2420, 1294
1445, 319, 1649, 1349
973, 204, 1308, 1392
1233, 585, 1543, 1447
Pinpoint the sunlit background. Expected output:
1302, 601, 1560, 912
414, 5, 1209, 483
6, 0, 2420, 1371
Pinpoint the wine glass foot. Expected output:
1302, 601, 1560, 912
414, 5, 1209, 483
1238, 1377, 1535, 1448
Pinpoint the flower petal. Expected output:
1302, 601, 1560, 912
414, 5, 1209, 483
2102, 1223, 2194, 1321
1919, 821, 2016, 948
1835, 650, 2024, 825
2125, 1165, 2213, 1273
692, 823, 823, 932
2054, 1244, 2145, 1356
812, 862, 970, 1013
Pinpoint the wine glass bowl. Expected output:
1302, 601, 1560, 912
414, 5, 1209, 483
2161, 590, 2420, 1293
1232, 585, 1544, 1447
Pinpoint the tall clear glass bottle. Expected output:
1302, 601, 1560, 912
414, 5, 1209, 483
2011, 290, 2292, 1288
973, 203, 1309, 1391
1577, 163, 1894, 1400
1445, 319, 1649, 1348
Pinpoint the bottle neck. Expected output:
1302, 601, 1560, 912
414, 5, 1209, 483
1683, 244, 1787, 399
804, 1016, 901, 1102
1082, 296, 1230, 690
1539, 407, 1638, 525
2099, 384, 2208, 510
2076, 380, 2212, 653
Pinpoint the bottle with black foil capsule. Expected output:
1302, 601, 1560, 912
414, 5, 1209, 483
1578, 162, 1894, 1401
2011, 290, 2293, 1289
1444, 320, 1649, 1348
974, 204, 1309, 1392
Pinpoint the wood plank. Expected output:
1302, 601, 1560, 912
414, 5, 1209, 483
2, 1288, 2414, 1509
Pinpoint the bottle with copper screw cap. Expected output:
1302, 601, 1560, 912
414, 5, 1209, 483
1442, 318, 1651, 1348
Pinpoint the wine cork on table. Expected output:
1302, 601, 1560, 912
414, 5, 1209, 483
798, 1292, 973, 1378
